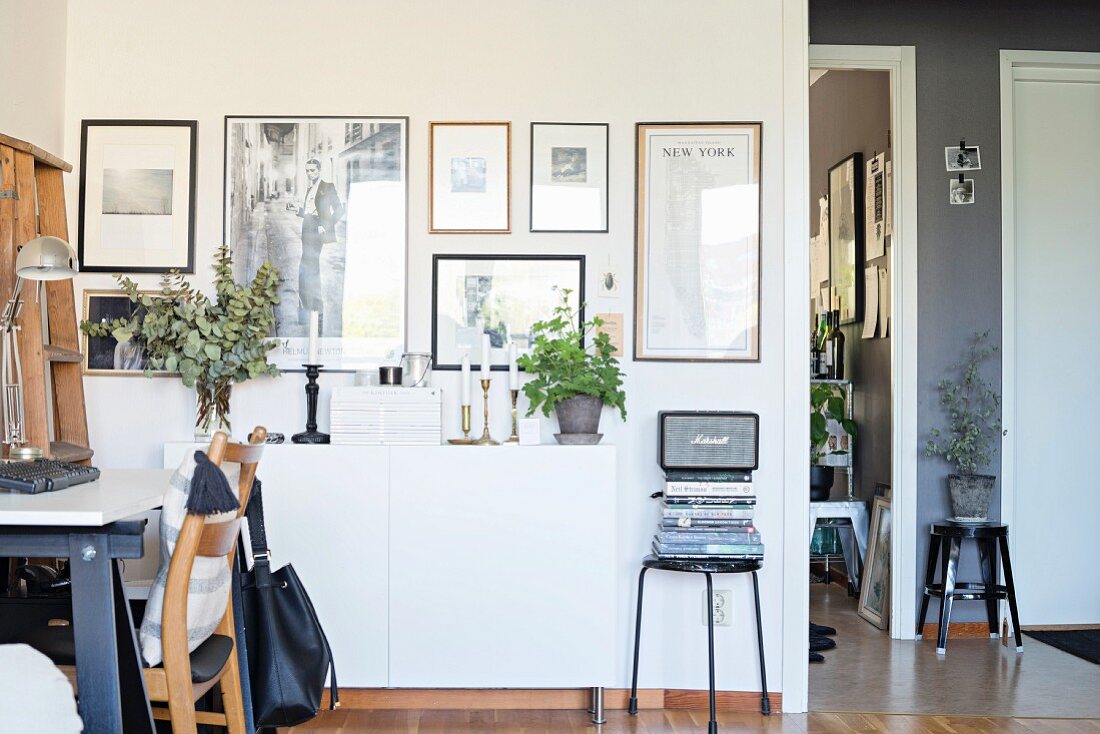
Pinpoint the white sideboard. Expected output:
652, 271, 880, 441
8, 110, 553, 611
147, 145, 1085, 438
163, 443, 617, 689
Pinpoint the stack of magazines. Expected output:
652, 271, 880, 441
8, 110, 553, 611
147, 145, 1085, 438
652, 470, 763, 561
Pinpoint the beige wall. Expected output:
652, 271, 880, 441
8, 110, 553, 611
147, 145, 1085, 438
0, 0, 68, 155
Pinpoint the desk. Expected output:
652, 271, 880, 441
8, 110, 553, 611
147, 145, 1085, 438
0, 469, 170, 734
809, 500, 869, 588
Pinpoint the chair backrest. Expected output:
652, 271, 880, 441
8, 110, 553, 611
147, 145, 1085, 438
160, 427, 266, 686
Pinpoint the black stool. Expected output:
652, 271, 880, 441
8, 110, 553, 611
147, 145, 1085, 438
628, 555, 769, 733
916, 522, 1023, 654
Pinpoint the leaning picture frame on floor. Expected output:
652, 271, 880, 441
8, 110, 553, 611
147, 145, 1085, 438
858, 494, 892, 630
78, 119, 197, 273
223, 116, 409, 372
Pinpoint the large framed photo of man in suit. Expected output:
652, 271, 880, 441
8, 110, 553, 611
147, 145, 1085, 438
224, 116, 408, 371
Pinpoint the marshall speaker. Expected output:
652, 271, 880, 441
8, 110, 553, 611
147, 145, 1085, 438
658, 411, 759, 471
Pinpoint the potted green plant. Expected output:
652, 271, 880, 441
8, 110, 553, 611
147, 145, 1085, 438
81, 243, 281, 438
810, 383, 857, 501
925, 330, 1004, 521
516, 288, 626, 444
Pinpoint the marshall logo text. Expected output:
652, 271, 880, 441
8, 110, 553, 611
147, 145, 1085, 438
691, 434, 730, 446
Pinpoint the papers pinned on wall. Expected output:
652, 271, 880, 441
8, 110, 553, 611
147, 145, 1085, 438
878, 263, 890, 338
862, 266, 879, 339
810, 234, 829, 293
866, 153, 886, 260
884, 160, 894, 238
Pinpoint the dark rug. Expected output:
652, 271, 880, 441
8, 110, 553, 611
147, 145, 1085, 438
1024, 629, 1100, 664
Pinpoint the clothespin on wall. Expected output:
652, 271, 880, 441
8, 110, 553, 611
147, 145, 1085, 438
959, 139, 970, 152
959, 173, 966, 183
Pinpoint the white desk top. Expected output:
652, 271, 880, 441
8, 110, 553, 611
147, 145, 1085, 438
0, 468, 171, 527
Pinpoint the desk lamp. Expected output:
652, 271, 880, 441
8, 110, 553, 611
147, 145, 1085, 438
1, 235, 79, 451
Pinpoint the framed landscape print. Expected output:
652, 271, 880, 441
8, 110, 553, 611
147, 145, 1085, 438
224, 116, 408, 371
858, 494, 892, 630
634, 122, 761, 361
429, 122, 511, 233
432, 255, 584, 370
78, 120, 197, 273
530, 122, 608, 232
82, 290, 176, 376
828, 152, 864, 324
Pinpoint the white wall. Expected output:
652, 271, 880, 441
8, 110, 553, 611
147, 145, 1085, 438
0, 0, 68, 154
63, 0, 795, 694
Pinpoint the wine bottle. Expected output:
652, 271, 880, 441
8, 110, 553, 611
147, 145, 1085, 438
815, 315, 828, 377
827, 309, 845, 380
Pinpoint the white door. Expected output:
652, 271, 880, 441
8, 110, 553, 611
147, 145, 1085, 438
1008, 59, 1100, 625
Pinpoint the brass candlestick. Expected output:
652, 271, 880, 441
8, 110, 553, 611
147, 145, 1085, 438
447, 404, 474, 445
475, 378, 499, 445
503, 389, 520, 444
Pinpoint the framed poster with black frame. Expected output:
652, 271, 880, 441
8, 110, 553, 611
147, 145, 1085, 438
429, 121, 511, 234
634, 122, 761, 362
78, 119, 197, 273
223, 115, 409, 372
529, 122, 609, 233
432, 254, 585, 371
828, 152, 864, 325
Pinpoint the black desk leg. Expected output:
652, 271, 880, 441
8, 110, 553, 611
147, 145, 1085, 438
751, 571, 770, 716
998, 535, 1024, 652
936, 537, 960, 654
705, 572, 717, 734
628, 566, 648, 715
916, 535, 941, 639
69, 533, 126, 733
111, 561, 157, 733
977, 539, 999, 638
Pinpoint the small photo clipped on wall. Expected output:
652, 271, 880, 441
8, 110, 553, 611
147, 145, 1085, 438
949, 178, 975, 205
944, 145, 981, 171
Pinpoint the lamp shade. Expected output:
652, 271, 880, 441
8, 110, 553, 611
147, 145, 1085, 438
15, 236, 78, 281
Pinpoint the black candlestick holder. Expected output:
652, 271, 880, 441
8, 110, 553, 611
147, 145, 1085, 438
292, 364, 330, 444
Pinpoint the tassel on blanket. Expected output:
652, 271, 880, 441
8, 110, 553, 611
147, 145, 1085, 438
186, 450, 239, 515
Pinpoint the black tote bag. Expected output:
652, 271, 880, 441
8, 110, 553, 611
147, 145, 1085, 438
241, 480, 339, 728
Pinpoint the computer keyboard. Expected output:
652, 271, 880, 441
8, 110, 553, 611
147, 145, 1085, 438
0, 459, 101, 494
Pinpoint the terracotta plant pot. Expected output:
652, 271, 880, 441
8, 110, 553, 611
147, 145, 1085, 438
948, 473, 996, 521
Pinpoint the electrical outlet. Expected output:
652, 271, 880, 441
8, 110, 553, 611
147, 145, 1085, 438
703, 589, 732, 627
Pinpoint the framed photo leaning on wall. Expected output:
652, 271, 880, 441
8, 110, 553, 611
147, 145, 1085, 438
78, 120, 197, 273
429, 122, 511, 233
858, 494, 892, 630
634, 122, 761, 361
223, 116, 409, 372
432, 254, 584, 370
530, 122, 608, 233
828, 152, 864, 325
81, 290, 177, 377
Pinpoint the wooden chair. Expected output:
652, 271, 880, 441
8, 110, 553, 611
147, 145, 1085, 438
145, 426, 266, 733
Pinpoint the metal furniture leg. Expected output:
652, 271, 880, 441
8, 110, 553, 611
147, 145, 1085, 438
998, 535, 1024, 652
916, 534, 941, 639
936, 537, 960, 654
705, 572, 717, 734
590, 687, 605, 725
977, 538, 999, 638
628, 566, 648, 715
111, 561, 157, 733
751, 571, 770, 715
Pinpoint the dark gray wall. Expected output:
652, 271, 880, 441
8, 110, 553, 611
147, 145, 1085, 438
810, 0, 1100, 621
809, 69, 892, 504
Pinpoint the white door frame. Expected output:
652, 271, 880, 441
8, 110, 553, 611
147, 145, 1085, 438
807, 45, 920, 642
999, 50, 1100, 591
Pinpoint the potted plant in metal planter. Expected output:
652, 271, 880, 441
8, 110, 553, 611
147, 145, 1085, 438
810, 382, 857, 501
517, 289, 626, 444
925, 331, 1004, 522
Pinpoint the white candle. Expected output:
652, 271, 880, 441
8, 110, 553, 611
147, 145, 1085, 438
508, 341, 519, 390
460, 355, 471, 405
307, 311, 319, 364
480, 334, 492, 381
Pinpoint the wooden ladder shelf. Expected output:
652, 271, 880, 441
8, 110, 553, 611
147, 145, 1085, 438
0, 133, 92, 462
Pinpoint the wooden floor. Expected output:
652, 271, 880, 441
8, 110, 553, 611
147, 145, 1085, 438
809, 583, 1100, 717
286, 710, 1100, 732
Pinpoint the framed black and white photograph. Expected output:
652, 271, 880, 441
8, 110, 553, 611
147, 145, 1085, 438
530, 122, 609, 232
78, 120, 197, 273
224, 116, 408, 371
634, 122, 761, 362
829, 152, 864, 325
949, 178, 975, 205
82, 290, 175, 377
944, 145, 981, 171
858, 495, 892, 630
429, 122, 511, 233
432, 255, 584, 370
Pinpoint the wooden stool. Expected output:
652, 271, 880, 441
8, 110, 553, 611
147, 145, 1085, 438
916, 522, 1023, 655
628, 555, 770, 734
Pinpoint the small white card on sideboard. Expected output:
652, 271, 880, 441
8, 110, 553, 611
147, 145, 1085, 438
518, 419, 541, 445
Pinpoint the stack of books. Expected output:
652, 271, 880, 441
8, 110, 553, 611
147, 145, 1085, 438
652, 470, 764, 561
330, 386, 442, 445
